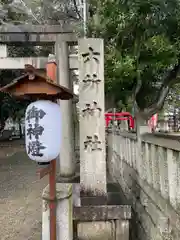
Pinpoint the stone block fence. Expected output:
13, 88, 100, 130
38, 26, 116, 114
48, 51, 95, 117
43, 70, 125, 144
107, 130, 180, 240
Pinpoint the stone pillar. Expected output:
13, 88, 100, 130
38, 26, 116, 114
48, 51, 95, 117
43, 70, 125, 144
135, 115, 150, 176
78, 38, 107, 203
0, 45, 7, 57
56, 39, 75, 178
78, 222, 112, 240
164, 112, 169, 132
121, 120, 129, 131
42, 183, 73, 240
115, 220, 129, 240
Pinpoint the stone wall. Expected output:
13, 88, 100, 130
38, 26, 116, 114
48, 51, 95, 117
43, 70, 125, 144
107, 131, 180, 240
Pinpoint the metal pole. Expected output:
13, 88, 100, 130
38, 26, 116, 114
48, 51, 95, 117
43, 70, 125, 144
49, 159, 56, 240
38, 159, 57, 240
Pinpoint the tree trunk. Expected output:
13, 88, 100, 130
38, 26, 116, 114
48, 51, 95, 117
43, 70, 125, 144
173, 108, 177, 132
0, 120, 6, 132
105, 95, 115, 111
18, 121, 22, 139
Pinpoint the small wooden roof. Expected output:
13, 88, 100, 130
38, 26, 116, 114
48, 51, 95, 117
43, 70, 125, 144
0, 64, 74, 100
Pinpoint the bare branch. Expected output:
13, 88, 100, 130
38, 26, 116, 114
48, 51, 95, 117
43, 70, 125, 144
14, 0, 41, 24
163, 59, 180, 87
143, 85, 169, 117
72, 0, 82, 19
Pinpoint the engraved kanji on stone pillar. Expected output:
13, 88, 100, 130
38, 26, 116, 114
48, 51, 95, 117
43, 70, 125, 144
82, 101, 102, 117
82, 46, 100, 64
78, 38, 107, 201
82, 73, 101, 89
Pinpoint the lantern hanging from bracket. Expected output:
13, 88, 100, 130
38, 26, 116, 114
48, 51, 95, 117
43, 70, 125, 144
25, 100, 61, 163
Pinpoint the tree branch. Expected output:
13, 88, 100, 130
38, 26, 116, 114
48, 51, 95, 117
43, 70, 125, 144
72, 0, 82, 20
133, 37, 142, 113
134, 70, 142, 97
133, 71, 142, 113
143, 59, 180, 117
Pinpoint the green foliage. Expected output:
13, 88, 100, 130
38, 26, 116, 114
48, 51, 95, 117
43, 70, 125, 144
0, 92, 29, 130
89, 0, 180, 112
164, 83, 180, 112
0, 0, 34, 129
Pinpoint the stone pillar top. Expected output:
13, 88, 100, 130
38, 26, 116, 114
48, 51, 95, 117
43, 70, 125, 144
42, 183, 72, 200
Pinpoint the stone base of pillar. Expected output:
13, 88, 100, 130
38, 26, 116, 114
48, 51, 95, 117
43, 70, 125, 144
57, 172, 80, 183
73, 205, 131, 240
80, 190, 108, 206
42, 183, 73, 240
72, 182, 131, 239
80, 195, 108, 206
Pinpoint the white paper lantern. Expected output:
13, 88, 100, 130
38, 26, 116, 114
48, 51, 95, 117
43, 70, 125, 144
25, 100, 61, 162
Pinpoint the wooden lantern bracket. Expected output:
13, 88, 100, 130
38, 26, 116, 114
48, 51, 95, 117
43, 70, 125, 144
37, 164, 53, 179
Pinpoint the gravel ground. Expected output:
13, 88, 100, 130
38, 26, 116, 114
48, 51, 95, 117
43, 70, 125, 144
0, 143, 48, 240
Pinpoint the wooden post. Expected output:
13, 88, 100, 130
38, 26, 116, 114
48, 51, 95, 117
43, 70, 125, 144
56, 38, 75, 178
78, 38, 107, 203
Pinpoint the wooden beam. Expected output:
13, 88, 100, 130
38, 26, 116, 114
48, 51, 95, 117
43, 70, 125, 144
37, 165, 52, 179
0, 55, 78, 70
